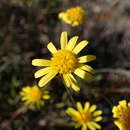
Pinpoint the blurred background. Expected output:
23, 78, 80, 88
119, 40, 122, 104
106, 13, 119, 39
0, 0, 130, 129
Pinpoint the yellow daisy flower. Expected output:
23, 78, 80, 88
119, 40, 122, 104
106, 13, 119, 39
66, 102, 103, 130
59, 6, 85, 27
32, 32, 96, 92
20, 85, 50, 109
112, 100, 130, 130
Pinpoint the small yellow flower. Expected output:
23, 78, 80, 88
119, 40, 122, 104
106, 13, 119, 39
66, 102, 103, 130
112, 100, 130, 130
32, 32, 96, 92
59, 6, 85, 27
20, 85, 50, 109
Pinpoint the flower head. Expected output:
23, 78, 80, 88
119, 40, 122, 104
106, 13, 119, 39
112, 100, 130, 130
32, 32, 96, 92
20, 85, 50, 109
59, 6, 85, 27
66, 102, 103, 130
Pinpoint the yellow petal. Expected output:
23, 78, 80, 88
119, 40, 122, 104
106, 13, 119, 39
119, 100, 127, 107
82, 124, 87, 130
43, 95, 50, 100
38, 71, 57, 87
76, 102, 83, 112
69, 74, 77, 83
94, 116, 102, 122
22, 87, 31, 93
74, 68, 94, 81
84, 102, 90, 111
64, 74, 80, 92
90, 105, 97, 112
79, 64, 94, 73
36, 101, 44, 108
21, 97, 27, 101
34, 67, 50, 78
73, 40, 89, 54
25, 100, 31, 105
65, 36, 78, 50
20, 91, 25, 96
71, 83, 80, 92
112, 106, 117, 113
72, 21, 79, 27
63, 74, 71, 88
32, 59, 50, 66
93, 111, 102, 116
58, 12, 65, 19
87, 122, 96, 130
78, 55, 96, 63
47, 42, 57, 54
114, 120, 123, 130
66, 108, 79, 117
91, 122, 101, 129
69, 74, 80, 92
60, 32, 68, 49
75, 123, 81, 128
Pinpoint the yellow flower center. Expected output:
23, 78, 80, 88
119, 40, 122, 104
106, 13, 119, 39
118, 107, 130, 128
28, 87, 42, 102
66, 7, 85, 24
50, 50, 78, 74
79, 111, 92, 124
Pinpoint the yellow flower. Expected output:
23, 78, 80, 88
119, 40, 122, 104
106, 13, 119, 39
59, 6, 85, 27
112, 100, 130, 130
66, 102, 103, 130
20, 85, 50, 109
32, 32, 96, 92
